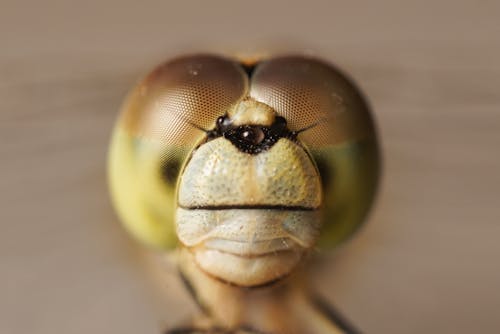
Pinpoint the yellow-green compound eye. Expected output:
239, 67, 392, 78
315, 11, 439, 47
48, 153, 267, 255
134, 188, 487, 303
108, 54, 248, 249
108, 54, 380, 251
249, 56, 380, 247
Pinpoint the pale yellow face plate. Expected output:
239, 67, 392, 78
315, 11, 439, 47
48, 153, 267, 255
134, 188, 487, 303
175, 119, 322, 285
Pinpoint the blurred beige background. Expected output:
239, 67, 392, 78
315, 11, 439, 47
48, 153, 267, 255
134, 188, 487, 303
1, 1, 499, 333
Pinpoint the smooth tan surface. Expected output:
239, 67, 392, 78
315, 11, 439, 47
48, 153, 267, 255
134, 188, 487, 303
1, 1, 499, 333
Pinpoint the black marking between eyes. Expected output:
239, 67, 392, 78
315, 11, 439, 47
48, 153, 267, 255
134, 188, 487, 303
240, 61, 259, 79
206, 116, 296, 154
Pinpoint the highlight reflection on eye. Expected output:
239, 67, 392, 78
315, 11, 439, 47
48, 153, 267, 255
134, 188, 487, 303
240, 127, 265, 144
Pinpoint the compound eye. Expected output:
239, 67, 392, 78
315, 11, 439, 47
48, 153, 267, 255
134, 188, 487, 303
121, 54, 248, 146
249, 56, 374, 147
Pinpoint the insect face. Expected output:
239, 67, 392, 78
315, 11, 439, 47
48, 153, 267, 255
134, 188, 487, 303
176, 99, 322, 286
108, 54, 380, 285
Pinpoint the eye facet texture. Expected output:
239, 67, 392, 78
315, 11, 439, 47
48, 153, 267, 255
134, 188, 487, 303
250, 56, 375, 147
122, 54, 248, 145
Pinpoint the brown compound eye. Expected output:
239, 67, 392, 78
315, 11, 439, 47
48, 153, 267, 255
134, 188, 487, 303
249, 56, 375, 148
248, 55, 380, 247
121, 54, 248, 146
109, 54, 249, 250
